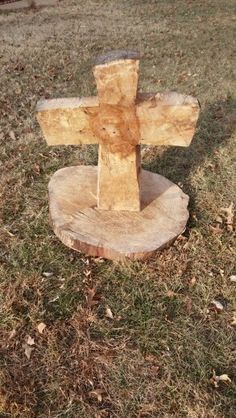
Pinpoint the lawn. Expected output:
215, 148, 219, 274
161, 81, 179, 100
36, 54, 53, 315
0, 0, 235, 417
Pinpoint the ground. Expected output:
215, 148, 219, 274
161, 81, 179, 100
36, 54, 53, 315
0, 0, 235, 417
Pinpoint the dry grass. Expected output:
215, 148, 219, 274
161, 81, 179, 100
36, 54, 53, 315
0, 0, 236, 417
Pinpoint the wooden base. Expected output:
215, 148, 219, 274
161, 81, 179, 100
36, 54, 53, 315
48, 166, 189, 260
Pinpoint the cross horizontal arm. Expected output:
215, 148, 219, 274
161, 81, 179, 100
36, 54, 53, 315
36, 97, 99, 145
136, 92, 200, 147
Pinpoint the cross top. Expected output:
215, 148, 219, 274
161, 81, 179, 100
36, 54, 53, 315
37, 50, 200, 211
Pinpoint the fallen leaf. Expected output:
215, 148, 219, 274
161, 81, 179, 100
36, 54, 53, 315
37, 322, 46, 334
23, 344, 33, 360
26, 335, 35, 346
219, 268, 224, 278
230, 275, 236, 283
94, 257, 105, 263
9, 329, 16, 340
32, 163, 40, 174
211, 300, 224, 311
89, 389, 104, 402
140, 403, 156, 414
105, 306, 114, 319
209, 224, 222, 234
176, 234, 187, 242
231, 313, 236, 326
218, 374, 232, 383
9, 130, 16, 140
42, 271, 54, 278
220, 202, 234, 231
189, 277, 197, 286
183, 240, 190, 250
166, 290, 177, 298
86, 287, 98, 308
86, 311, 97, 323
185, 297, 193, 314
211, 370, 232, 387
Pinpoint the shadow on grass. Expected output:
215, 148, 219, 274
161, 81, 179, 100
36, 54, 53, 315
144, 96, 236, 215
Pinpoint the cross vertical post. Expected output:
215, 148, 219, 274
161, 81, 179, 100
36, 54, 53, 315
92, 52, 141, 211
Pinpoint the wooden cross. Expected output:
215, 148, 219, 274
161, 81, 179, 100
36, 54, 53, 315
37, 50, 200, 211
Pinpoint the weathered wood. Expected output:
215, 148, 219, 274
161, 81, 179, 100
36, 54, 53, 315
95, 50, 140, 66
93, 57, 139, 106
49, 166, 189, 260
98, 145, 141, 211
137, 92, 199, 146
36, 50, 200, 213
93, 56, 141, 210
36, 98, 99, 145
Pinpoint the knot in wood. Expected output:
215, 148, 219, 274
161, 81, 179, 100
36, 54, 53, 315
89, 104, 140, 156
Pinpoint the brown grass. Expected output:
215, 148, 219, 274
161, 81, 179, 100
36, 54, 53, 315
0, 0, 235, 417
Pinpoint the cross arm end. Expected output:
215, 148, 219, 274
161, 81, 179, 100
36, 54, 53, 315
136, 92, 200, 147
36, 97, 99, 146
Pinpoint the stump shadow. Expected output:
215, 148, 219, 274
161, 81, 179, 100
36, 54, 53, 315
144, 97, 235, 216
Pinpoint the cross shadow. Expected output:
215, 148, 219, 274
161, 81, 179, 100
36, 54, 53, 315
140, 170, 180, 211
143, 97, 235, 217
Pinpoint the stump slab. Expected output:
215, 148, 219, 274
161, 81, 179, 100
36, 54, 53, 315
49, 166, 189, 260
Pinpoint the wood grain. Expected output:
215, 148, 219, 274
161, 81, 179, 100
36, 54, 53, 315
98, 145, 141, 211
36, 98, 99, 145
93, 57, 139, 106
36, 51, 200, 212
137, 92, 200, 146
49, 166, 189, 260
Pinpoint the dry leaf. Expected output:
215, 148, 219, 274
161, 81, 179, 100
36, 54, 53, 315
219, 268, 224, 278
166, 290, 176, 298
230, 275, 236, 283
42, 271, 54, 278
183, 240, 190, 250
189, 277, 196, 286
32, 163, 40, 174
185, 297, 193, 314
37, 322, 46, 334
218, 374, 232, 383
220, 202, 234, 231
105, 306, 114, 319
231, 313, 236, 326
140, 403, 156, 414
86, 287, 98, 308
89, 389, 104, 402
26, 335, 35, 346
209, 224, 222, 234
9, 130, 16, 140
94, 257, 105, 263
23, 344, 33, 360
211, 300, 224, 311
86, 311, 97, 323
9, 329, 16, 340
211, 371, 232, 387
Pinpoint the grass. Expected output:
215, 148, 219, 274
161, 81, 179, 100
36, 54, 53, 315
0, 0, 235, 416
